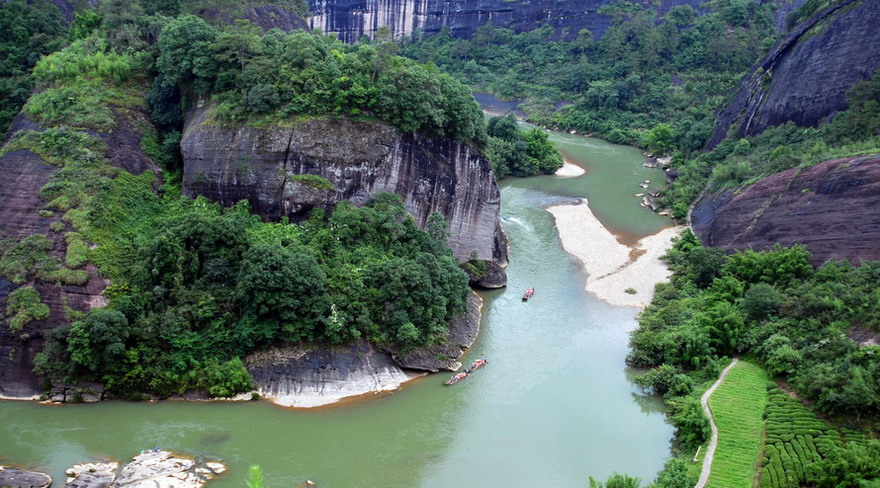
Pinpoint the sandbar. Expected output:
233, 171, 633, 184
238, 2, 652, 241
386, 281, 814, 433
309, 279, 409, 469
548, 199, 682, 308
555, 161, 586, 177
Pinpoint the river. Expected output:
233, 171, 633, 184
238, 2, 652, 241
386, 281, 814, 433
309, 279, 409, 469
0, 134, 674, 488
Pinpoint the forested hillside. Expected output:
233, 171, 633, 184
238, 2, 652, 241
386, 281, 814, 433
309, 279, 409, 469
0, 1, 519, 399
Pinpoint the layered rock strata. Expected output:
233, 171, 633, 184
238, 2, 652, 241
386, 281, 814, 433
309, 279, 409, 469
706, 0, 880, 149
691, 155, 880, 266
181, 105, 507, 266
308, 0, 709, 42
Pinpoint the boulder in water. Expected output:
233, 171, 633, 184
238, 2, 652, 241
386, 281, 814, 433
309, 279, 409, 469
0, 467, 52, 488
66, 462, 117, 488
112, 451, 225, 488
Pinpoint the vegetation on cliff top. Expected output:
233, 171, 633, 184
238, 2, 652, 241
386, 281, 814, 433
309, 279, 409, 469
0, 5, 479, 398
153, 17, 485, 143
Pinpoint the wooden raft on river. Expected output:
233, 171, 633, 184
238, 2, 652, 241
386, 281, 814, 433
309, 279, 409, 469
443, 358, 488, 385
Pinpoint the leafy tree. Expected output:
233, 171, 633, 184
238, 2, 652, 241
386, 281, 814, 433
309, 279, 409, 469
589, 473, 642, 488
807, 440, 880, 487
67, 309, 133, 376
669, 397, 710, 451
156, 14, 217, 93
650, 458, 694, 487
236, 244, 328, 342
487, 113, 520, 141
642, 124, 675, 155
5, 286, 49, 333
741, 282, 781, 320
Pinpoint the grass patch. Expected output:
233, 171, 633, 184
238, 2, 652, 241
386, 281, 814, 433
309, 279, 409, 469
289, 173, 335, 191
706, 360, 769, 488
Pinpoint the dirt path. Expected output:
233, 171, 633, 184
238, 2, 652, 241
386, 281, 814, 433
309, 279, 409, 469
695, 357, 739, 488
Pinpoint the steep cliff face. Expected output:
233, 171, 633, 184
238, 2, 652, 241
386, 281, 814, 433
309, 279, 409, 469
181, 105, 507, 266
0, 111, 160, 398
307, 0, 707, 42
706, 0, 880, 149
691, 155, 880, 266
245, 5, 310, 31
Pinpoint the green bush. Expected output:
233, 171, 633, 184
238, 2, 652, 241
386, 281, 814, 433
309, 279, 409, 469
64, 232, 89, 268
6, 285, 50, 333
289, 174, 335, 191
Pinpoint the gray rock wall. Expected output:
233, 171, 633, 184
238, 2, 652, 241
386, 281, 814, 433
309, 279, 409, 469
181, 105, 506, 264
307, 0, 709, 42
706, 0, 880, 149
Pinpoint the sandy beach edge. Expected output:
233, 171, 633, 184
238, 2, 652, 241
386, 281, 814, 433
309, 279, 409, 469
547, 199, 683, 308
555, 161, 586, 177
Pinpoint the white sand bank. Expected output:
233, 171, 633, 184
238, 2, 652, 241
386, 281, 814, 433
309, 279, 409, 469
555, 161, 586, 177
548, 199, 682, 308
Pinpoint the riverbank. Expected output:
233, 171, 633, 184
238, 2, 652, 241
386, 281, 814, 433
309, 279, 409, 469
547, 199, 682, 308
555, 160, 586, 177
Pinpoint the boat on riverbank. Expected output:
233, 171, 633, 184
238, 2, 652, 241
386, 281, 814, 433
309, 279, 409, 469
522, 288, 535, 301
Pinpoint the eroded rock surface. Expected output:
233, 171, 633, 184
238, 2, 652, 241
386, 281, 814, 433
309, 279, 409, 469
0, 467, 52, 488
247, 292, 482, 404
112, 451, 224, 488
181, 105, 507, 267
706, 0, 880, 149
247, 339, 422, 407
691, 155, 880, 266
66, 462, 118, 488
388, 291, 482, 372
0, 110, 161, 398
308, 0, 710, 42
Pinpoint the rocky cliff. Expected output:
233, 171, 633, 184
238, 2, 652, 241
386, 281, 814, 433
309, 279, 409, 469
0, 111, 161, 398
307, 0, 708, 42
706, 0, 880, 149
247, 292, 482, 407
181, 104, 507, 266
691, 154, 880, 266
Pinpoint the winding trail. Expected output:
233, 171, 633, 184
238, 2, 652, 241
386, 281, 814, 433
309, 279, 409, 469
695, 357, 739, 488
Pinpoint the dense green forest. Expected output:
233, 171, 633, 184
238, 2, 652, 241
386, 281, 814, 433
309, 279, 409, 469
1, 0, 877, 482
401, 0, 778, 152
0, 2, 522, 398
401, 0, 880, 218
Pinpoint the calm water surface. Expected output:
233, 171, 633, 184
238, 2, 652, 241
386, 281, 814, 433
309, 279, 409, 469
0, 133, 675, 488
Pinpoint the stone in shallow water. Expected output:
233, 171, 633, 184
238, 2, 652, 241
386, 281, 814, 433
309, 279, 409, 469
66, 462, 118, 488
0, 467, 52, 488
112, 451, 225, 488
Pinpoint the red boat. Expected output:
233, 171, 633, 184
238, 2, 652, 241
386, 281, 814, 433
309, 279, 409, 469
467, 358, 488, 372
522, 288, 535, 301
444, 371, 469, 385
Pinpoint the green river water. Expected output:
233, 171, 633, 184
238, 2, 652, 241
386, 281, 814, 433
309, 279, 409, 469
0, 134, 674, 488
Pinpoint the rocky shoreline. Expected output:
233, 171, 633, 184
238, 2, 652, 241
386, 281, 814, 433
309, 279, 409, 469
0, 451, 226, 488
0, 292, 484, 408
247, 291, 483, 408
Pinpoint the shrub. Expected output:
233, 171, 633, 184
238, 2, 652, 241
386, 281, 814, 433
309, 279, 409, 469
6, 286, 50, 333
